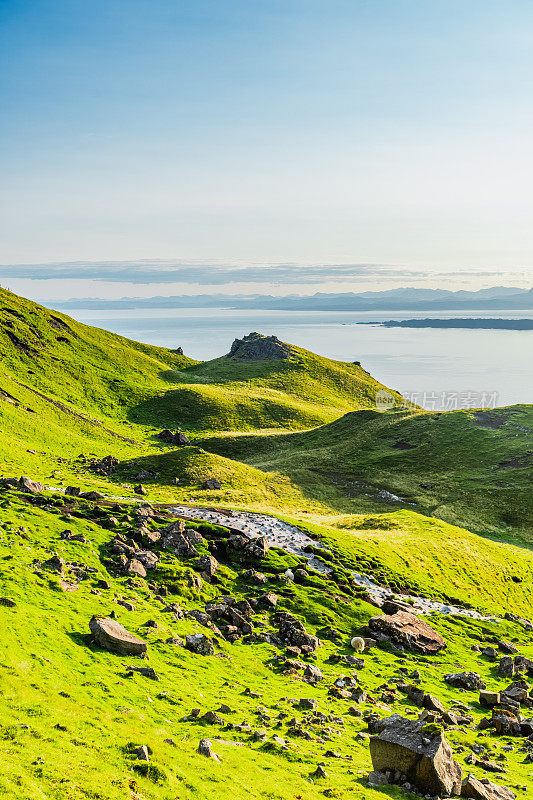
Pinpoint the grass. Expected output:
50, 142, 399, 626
1, 492, 533, 800
1, 287, 533, 798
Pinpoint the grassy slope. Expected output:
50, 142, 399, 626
1, 492, 533, 800
201, 405, 533, 541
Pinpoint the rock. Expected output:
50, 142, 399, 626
65, 486, 81, 496
312, 765, 328, 779
136, 745, 149, 761
197, 738, 220, 761
202, 479, 221, 490
163, 530, 200, 559
501, 680, 530, 704
258, 592, 278, 609
42, 554, 65, 574
444, 672, 486, 691
127, 665, 160, 681
134, 484, 147, 496
195, 554, 218, 577
499, 641, 519, 654
304, 665, 324, 683
461, 774, 516, 799
126, 559, 147, 579
423, 694, 446, 713
367, 770, 389, 788
134, 551, 159, 571
277, 614, 320, 651
368, 611, 446, 655
201, 711, 223, 725
480, 690, 500, 708
227, 332, 292, 361
298, 698, 318, 710
89, 616, 147, 655
80, 491, 105, 501
498, 657, 517, 678
369, 714, 462, 797
157, 429, 189, 446
185, 634, 214, 656
0, 597, 16, 607
18, 476, 44, 493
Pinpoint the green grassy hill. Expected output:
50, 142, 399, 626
201, 405, 533, 542
1, 288, 532, 799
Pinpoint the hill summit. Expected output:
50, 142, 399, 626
227, 332, 292, 360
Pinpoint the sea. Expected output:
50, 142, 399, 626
70, 307, 533, 410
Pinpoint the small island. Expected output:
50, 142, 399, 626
359, 318, 533, 330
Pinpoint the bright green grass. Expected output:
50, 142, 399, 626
0, 493, 533, 800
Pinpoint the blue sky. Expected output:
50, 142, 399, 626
1, 0, 533, 299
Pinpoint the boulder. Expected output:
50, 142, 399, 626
368, 611, 446, 655
163, 531, 200, 559
185, 634, 215, 656
278, 614, 320, 651
18, 476, 44, 493
89, 616, 147, 655
197, 738, 220, 761
461, 775, 516, 799
126, 558, 147, 579
195, 554, 219, 577
134, 550, 159, 571
444, 672, 486, 691
202, 478, 221, 490
369, 714, 462, 797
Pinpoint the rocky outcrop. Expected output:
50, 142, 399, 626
157, 429, 189, 446
444, 672, 486, 691
89, 616, 147, 655
369, 714, 462, 797
227, 332, 292, 361
367, 610, 446, 655
18, 476, 44, 493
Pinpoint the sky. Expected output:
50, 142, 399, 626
1, 0, 533, 302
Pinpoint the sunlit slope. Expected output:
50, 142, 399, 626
201, 404, 533, 540
133, 347, 404, 432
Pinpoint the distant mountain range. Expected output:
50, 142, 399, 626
55, 285, 533, 312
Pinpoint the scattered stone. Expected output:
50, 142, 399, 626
202, 479, 221, 491
444, 672, 486, 691
89, 616, 147, 656
136, 745, 149, 762
0, 597, 16, 607
126, 665, 160, 681
197, 738, 220, 761
185, 634, 214, 656
18, 476, 44, 494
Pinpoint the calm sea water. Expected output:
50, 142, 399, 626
71, 307, 533, 409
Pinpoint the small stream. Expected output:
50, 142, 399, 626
46, 486, 497, 621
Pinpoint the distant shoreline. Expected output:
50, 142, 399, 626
358, 318, 533, 330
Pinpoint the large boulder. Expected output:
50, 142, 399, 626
89, 616, 147, 655
367, 610, 446, 655
461, 775, 516, 800
277, 613, 320, 651
369, 714, 462, 797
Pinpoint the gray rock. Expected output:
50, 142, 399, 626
197, 738, 220, 760
369, 714, 462, 797
136, 745, 149, 761
461, 774, 516, 799
227, 333, 292, 361
185, 634, 215, 656
18, 476, 44, 493
444, 672, 486, 691
368, 611, 446, 655
89, 616, 147, 655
